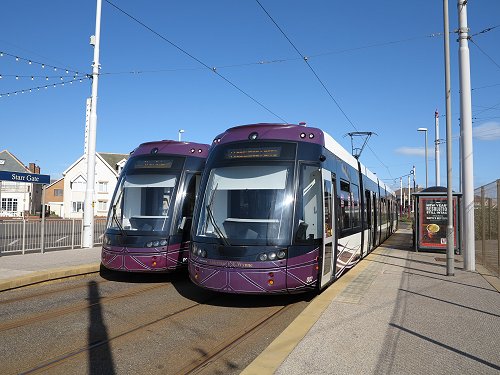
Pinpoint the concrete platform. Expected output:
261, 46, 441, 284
243, 226, 500, 374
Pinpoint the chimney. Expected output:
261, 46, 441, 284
29, 163, 35, 173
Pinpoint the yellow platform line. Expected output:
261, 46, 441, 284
241, 258, 372, 375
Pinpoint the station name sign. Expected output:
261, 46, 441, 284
0, 171, 51, 185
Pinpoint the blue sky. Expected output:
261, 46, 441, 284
1, 0, 499, 191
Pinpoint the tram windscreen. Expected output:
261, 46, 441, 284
107, 173, 178, 232
196, 164, 294, 245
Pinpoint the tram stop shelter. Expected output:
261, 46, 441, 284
413, 186, 462, 254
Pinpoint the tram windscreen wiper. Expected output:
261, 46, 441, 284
206, 184, 230, 246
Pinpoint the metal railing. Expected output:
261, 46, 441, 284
0, 218, 107, 255
474, 179, 499, 277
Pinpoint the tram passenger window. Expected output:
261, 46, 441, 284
340, 180, 350, 230
295, 165, 322, 242
351, 183, 360, 228
381, 198, 387, 224
364, 190, 371, 227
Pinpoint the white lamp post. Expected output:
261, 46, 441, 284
418, 128, 428, 188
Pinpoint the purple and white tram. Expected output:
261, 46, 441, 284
189, 123, 397, 293
101, 140, 209, 272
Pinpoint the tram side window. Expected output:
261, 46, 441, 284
364, 190, 371, 227
295, 165, 322, 242
351, 183, 360, 228
340, 179, 350, 230
381, 198, 387, 224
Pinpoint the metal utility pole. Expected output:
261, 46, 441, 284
435, 110, 441, 186
408, 174, 411, 217
178, 129, 185, 142
443, 0, 454, 276
400, 177, 403, 215
417, 128, 428, 188
83, 0, 102, 248
458, 0, 475, 271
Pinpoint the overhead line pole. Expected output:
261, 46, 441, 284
443, 0, 454, 276
83, 0, 102, 248
458, 0, 475, 271
435, 110, 441, 186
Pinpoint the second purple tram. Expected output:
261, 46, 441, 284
101, 140, 209, 273
189, 123, 398, 294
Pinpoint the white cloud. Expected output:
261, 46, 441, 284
473, 122, 500, 141
395, 147, 425, 156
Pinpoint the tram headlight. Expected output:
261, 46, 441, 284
160, 239, 168, 246
146, 241, 153, 248
258, 250, 287, 261
152, 240, 160, 247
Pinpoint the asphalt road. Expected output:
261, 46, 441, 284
0, 269, 312, 374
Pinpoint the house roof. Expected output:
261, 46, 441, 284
0, 150, 31, 173
63, 152, 129, 177
46, 177, 64, 189
98, 153, 129, 173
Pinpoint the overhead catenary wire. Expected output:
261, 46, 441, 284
103, 0, 287, 123
470, 24, 500, 38
254, 0, 393, 178
469, 39, 500, 71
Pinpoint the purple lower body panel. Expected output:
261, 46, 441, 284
189, 248, 319, 294
101, 242, 189, 272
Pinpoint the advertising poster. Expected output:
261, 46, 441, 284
418, 197, 457, 249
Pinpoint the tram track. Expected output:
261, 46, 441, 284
18, 295, 220, 375
0, 282, 170, 333
175, 303, 295, 375
0, 277, 109, 305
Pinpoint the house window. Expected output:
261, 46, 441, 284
72, 201, 84, 212
98, 181, 108, 193
1, 198, 18, 212
54, 189, 63, 196
98, 201, 107, 211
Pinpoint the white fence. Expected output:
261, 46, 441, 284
0, 218, 107, 255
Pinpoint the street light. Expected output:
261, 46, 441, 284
418, 128, 428, 188
178, 129, 185, 142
